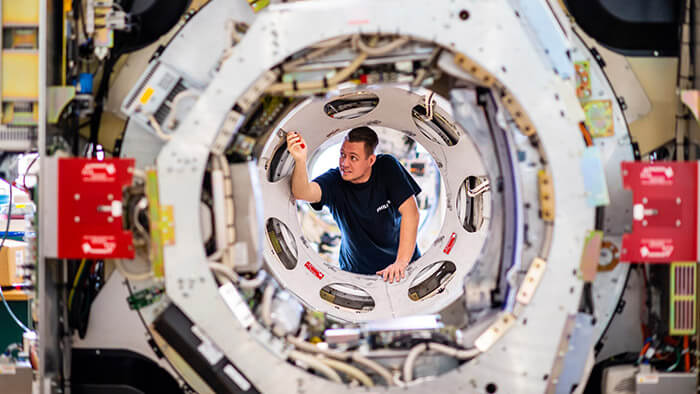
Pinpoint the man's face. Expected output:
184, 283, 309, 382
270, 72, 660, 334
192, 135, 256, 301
339, 140, 375, 183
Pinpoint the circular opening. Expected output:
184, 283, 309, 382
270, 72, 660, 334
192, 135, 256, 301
266, 218, 298, 270
457, 176, 489, 232
408, 261, 456, 301
412, 104, 460, 146
486, 382, 498, 393
320, 283, 375, 312
324, 92, 379, 120
267, 142, 294, 183
297, 126, 446, 269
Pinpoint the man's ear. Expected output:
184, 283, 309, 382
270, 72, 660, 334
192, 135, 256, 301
369, 154, 376, 167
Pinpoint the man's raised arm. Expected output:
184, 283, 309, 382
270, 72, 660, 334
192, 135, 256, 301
286, 131, 322, 203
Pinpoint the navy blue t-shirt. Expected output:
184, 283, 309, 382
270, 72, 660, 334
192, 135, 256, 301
310, 154, 422, 274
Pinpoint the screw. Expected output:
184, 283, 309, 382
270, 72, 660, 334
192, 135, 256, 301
74, 193, 80, 200
676, 219, 681, 227
74, 216, 80, 223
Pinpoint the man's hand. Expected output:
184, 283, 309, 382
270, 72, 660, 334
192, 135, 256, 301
286, 131, 307, 162
377, 260, 409, 283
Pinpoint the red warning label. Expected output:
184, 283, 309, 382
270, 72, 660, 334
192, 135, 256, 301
443, 232, 457, 255
304, 261, 324, 279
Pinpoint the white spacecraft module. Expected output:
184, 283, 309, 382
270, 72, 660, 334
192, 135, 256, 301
111, 0, 636, 393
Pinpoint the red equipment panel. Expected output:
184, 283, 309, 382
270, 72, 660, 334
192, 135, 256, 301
57, 158, 135, 259
620, 162, 698, 263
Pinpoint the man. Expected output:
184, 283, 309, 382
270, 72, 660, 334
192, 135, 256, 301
287, 126, 421, 283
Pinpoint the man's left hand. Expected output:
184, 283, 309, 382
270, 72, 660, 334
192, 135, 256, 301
377, 260, 408, 283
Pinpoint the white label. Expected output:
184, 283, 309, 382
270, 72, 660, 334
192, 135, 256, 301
191, 326, 224, 365
224, 364, 251, 391
637, 374, 659, 384
219, 282, 254, 328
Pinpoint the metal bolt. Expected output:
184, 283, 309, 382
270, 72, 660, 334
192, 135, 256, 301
642, 197, 648, 204
74, 216, 80, 223
74, 193, 80, 200
107, 217, 114, 223
642, 220, 648, 226
676, 219, 681, 227
677, 197, 682, 205
107, 194, 114, 201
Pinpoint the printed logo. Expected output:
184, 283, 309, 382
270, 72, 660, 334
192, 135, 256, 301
81, 162, 116, 182
639, 239, 674, 259
639, 166, 674, 186
81, 235, 117, 255
376, 200, 391, 213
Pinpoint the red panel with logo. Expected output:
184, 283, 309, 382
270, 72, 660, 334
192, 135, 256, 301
620, 162, 698, 263
57, 158, 135, 259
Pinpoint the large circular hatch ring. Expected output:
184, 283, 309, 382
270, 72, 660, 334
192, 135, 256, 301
149, 2, 594, 393
259, 86, 491, 321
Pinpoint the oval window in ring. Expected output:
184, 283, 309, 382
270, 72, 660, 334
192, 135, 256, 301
456, 176, 488, 233
408, 261, 456, 301
320, 283, 375, 312
266, 218, 298, 270
324, 92, 379, 120
412, 104, 460, 146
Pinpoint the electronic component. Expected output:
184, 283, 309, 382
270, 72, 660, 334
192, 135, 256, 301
121, 60, 201, 137
669, 262, 696, 335
43, 158, 135, 259
621, 162, 698, 262
127, 286, 164, 310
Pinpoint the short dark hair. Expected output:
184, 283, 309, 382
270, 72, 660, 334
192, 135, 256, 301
346, 126, 378, 157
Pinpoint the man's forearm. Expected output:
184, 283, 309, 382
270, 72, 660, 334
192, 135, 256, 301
396, 208, 419, 264
291, 158, 311, 200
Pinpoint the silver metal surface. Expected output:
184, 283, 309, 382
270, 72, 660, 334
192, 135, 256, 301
509, 0, 573, 79
119, 121, 166, 168
569, 30, 634, 348
38, 0, 61, 391
229, 162, 264, 273
554, 314, 596, 394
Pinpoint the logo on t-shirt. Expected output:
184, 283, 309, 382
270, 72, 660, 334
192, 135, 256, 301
376, 200, 391, 213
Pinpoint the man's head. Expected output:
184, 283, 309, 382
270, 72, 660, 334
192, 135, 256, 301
339, 126, 378, 183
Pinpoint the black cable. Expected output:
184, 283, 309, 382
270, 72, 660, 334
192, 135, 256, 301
582, 282, 595, 319
88, 54, 120, 157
